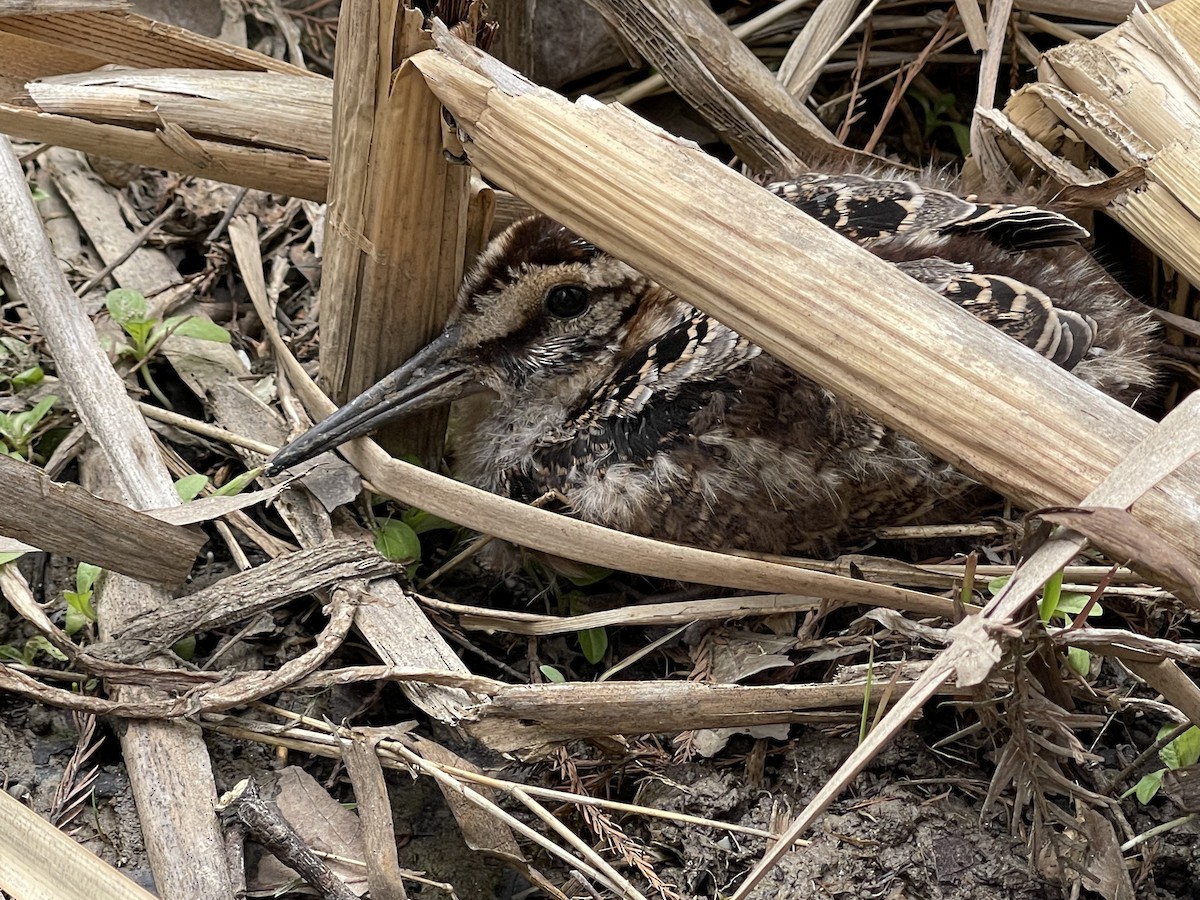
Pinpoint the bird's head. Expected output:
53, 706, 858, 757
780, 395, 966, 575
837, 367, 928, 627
268, 216, 652, 472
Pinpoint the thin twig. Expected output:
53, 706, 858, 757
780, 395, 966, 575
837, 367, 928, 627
1103, 720, 1196, 796
863, 13, 958, 154
206, 186, 250, 243
226, 703, 791, 843
75, 201, 180, 297
138, 401, 279, 456
1120, 814, 1197, 852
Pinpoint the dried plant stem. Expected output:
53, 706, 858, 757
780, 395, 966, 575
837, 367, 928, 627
616, 0, 817, 105
863, 12, 957, 154
0, 134, 233, 898
216, 705, 792, 844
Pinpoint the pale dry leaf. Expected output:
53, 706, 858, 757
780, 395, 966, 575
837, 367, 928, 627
146, 484, 287, 525
248, 766, 368, 896
706, 630, 796, 683
692, 724, 791, 758
411, 735, 525, 865
289, 457, 363, 512
946, 615, 1004, 687
1076, 806, 1136, 900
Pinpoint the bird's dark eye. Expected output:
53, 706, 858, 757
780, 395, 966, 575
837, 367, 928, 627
544, 284, 590, 319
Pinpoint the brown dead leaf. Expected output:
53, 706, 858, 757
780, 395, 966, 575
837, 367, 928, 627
1053, 165, 1148, 209
410, 735, 525, 865
343, 735, 410, 900
706, 629, 795, 683
1162, 765, 1200, 813
291, 456, 365, 512
146, 484, 286, 525
248, 766, 368, 896
1076, 807, 1135, 900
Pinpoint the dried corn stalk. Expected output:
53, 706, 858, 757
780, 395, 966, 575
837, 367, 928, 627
0, 11, 328, 198
317, 0, 483, 462
990, 0, 1200, 287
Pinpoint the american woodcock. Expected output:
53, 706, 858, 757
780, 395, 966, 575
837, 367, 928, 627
269, 171, 1160, 557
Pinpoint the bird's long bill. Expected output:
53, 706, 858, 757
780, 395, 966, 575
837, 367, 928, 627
268, 327, 481, 472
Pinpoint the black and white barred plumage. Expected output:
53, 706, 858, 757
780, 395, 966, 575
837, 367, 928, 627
271, 171, 1160, 557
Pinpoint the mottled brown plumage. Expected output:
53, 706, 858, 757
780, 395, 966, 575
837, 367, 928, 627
270, 171, 1160, 558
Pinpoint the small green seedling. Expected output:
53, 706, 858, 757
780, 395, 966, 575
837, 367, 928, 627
989, 571, 1103, 675
371, 504, 461, 578
174, 468, 262, 503
0, 335, 43, 389
64, 563, 101, 635
0, 635, 68, 667
566, 590, 608, 665
400, 507, 455, 536
577, 626, 608, 665
860, 638, 877, 744
172, 634, 197, 661
374, 518, 421, 563
562, 562, 613, 588
105, 288, 230, 407
213, 468, 262, 497
0, 395, 57, 461
910, 88, 972, 157
10, 367, 43, 389
174, 474, 209, 502
374, 518, 422, 578
1127, 725, 1200, 804
521, 568, 614, 667
538, 665, 566, 683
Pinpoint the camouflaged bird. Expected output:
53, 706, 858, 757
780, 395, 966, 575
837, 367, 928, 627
270, 171, 1160, 557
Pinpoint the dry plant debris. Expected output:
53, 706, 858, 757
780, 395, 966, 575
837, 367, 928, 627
0, 2, 1197, 900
